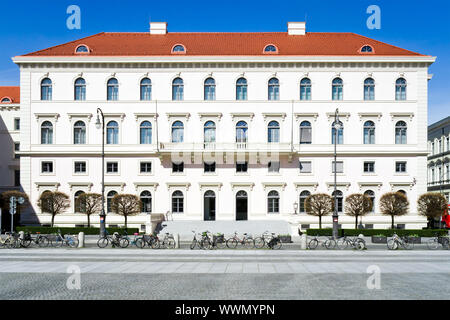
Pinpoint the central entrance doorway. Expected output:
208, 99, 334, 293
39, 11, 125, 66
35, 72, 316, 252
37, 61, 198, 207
203, 190, 216, 221
236, 190, 248, 221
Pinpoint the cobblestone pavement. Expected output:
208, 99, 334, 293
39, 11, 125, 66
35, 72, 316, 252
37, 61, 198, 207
0, 249, 449, 299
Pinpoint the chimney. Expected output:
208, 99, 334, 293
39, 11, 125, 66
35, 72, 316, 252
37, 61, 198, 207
287, 22, 306, 35
150, 22, 167, 34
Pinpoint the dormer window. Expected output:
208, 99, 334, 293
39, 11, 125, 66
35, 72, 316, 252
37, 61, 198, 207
75, 45, 90, 54
172, 44, 186, 54
263, 44, 278, 53
1, 97, 11, 103
360, 45, 374, 53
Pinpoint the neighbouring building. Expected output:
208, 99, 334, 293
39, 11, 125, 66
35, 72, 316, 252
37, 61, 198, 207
428, 116, 450, 202
10, 22, 436, 232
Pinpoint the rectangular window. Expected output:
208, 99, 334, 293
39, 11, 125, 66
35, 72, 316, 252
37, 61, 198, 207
74, 161, 87, 174
41, 161, 53, 173
299, 161, 312, 173
14, 118, 20, 131
395, 161, 407, 173
236, 161, 248, 173
364, 161, 375, 173
14, 170, 20, 187
14, 142, 20, 159
332, 161, 344, 173
106, 162, 118, 173
268, 161, 280, 173
140, 162, 152, 173
204, 162, 216, 173
172, 162, 184, 173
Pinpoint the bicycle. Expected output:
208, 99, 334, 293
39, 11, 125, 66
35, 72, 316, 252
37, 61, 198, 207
427, 233, 450, 250
226, 232, 255, 249
266, 233, 282, 250
0, 233, 16, 248
387, 233, 413, 250
307, 235, 337, 250
212, 233, 226, 249
123, 231, 141, 247
337, 236, 366, 250
253, 231, 271, 249
51, 230, 79, 248
21, 232, 50, 248
97, 230, 128, 248
137, 233, 160, 249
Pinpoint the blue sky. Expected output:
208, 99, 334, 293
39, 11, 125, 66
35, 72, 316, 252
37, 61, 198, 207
0, 0, 448, 124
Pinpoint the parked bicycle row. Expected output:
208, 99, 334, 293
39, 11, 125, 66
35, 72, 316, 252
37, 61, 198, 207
97, 230, 176, 249
0, 231, 78, 248
190, 230, 283, 250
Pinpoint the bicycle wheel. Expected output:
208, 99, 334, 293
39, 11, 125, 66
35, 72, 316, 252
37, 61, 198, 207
271, 239, 282, 250
442, 238, 450, 250
336, 238, 349, 250
243, 239, 255, 249
97, 238, 109, 248
119, 238, 129, 248
37, 236, 50, 248
165, 239, 176, 249
325, 239, 336, 250
68, 237, 79, 248
200, 238, 212, 250
253, 237, 265, 249
404, 241, 414, 250
308, 239, 319, 250
387, 239, 398, 250
427, 239, 439, 250
136, 238, 145, 249
215, 238, 227, 249
52, 236, 64, 248
150, 239, 160, 249
21, 239, 32, 248
226, 238, 238, 249
355, 239, 366, 250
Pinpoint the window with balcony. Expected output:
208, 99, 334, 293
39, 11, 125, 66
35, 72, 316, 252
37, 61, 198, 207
204, 121, 216, 148
236, 121, 248, 148
300, 121, 312, 144
171, 121, 184, 143
267, 121, 280, 143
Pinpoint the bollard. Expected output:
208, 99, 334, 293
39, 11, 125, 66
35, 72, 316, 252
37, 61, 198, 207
300, 234, 307, 250
78, 232, 85, 248
175, 233, 180, 249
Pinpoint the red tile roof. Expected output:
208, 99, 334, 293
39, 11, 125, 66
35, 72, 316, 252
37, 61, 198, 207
22, 32, 424, 57
0, 86, 20, 104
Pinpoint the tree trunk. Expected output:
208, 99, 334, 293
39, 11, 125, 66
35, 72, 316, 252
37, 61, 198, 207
51, 214, 55, 227
87, 214, 90, 228
319, 216, 322, 229
124, 215, 127, 228
355, 216, 358, 229
391, 215, 395, 229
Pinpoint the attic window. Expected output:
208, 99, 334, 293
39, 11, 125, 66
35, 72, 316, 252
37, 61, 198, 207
75, 45, 90, 54
264, 44, 278, 53
360, 45, 374, 53
1, 97, 11, 103
172, 44, 186, 54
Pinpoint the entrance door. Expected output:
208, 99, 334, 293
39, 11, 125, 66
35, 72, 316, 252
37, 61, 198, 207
236, 190, 248, 221
203, 190, 216, 221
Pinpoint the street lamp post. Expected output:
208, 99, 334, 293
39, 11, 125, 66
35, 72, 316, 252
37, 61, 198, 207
293, 201, 298, 215
95, 108, 106, 237
332, 108, 341, 239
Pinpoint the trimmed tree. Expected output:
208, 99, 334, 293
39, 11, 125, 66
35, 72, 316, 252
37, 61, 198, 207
76, 193, 102, 227
344, 193, 372, 229
110, 194, 142, 228
417, 192, 448, 228
304, 193, 333, 229
37, 191, 70, 227
379, 192, 409, 229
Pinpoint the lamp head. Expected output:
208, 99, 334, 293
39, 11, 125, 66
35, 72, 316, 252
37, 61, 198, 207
95, 114, 102, 129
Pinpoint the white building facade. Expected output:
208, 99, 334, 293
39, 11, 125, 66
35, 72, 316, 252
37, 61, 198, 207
12, 22, 435, 232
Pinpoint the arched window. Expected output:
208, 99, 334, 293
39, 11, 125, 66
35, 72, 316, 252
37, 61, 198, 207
331, 121, 344, 144
268, 78, 280, 101
300, 121, 312, 144
364, 190, 375, 212
74, 78, 86, 101
40, 190, 52, 212
172, 78, 184, 101
172, 45, 185, 53
236, 121, 248, 147
395, 78, 407, 101
41, 78, 52, 101
364, 78, 375, 101
268, 190, 280, 214
236, 78, 247, 100
299, 190, 311, 213
41, 121, 53, 144
73, 121, 86, 144
264, 45, 277, 53
395, 121, 407, 144
171, 121, 184, 143
140, 78, 152, 101
332, 78, 343, 101
332, 190, 343, 213
1, 97, 11, 103
75, 45, 89, 53
204, 121, 216, 146
107, 78, 119, 101
363, 121, 375, 144
204, 78, 216, 101
106, 121, 119, 144
300, 78, 311, 101
140, 121, 152, 144
140, 191, 152, 213
172, 190, 184, 213
74, 191, 86, 213
107, 191, 117, 213
268, 121, 280, 143
360, 45, 373, 53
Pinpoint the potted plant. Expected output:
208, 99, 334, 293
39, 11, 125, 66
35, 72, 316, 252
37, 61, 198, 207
406, 234, 421, 244
279, 234, 292, 243
371, 234, 387, 244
